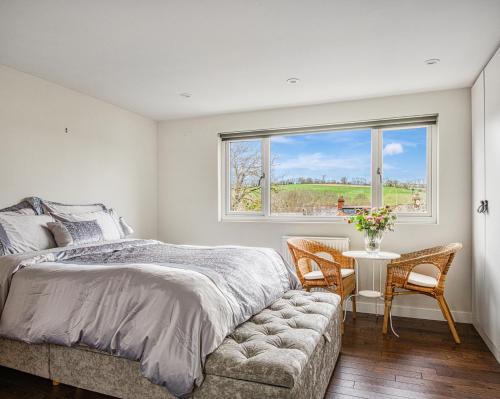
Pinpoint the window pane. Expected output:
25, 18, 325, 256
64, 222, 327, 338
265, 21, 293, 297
270, 130, 372, 216
229, 140, 262, 212
382, 127, 428, 213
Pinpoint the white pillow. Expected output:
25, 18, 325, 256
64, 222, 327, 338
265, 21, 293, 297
52, 209, 123, 241
42, 201, 106, 215
119, 216, 134, 237
0, 214, 56, 255
0, 199, 36, 215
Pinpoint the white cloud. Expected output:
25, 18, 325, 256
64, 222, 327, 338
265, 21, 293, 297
273, 152, 369, 171
271, 136, 295, 144
383, 142, 404, 156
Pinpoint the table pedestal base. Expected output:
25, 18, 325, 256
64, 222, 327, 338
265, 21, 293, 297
341, 252, 402, 338
343, 293, 399, 337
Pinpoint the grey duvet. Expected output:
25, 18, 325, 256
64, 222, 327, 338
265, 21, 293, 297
0, 239, 299, 398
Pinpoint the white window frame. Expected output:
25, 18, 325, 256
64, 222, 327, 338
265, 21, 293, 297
374, 124, 438, 223
219, 122, 438, 224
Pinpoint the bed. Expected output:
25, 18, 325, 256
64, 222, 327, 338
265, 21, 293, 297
0, 198, 341, 399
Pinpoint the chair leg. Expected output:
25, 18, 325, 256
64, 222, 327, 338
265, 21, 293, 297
383, 295, 393, 335
436, 296, 461, 344
351, 295, 357, 319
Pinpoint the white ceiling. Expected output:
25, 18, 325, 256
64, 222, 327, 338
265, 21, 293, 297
1, 0, 500, 121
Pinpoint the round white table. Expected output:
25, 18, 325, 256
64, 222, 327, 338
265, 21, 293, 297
342, 250, 401, 336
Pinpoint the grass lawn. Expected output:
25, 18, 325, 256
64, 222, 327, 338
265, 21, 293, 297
274, 183, 423, 207
232, 183, 425, 213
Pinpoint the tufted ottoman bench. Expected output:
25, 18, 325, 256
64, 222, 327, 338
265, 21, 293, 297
194, 290, 342, 399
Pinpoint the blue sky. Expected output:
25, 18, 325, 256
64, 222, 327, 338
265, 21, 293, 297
271, 127, 427, 183
382, 127, 427, 183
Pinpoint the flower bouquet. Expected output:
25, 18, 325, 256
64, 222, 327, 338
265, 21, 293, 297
347, 206, 397, 253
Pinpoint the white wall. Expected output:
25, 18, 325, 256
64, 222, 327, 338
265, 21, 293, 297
158, 88, 472, 322
0, 65, 158, 239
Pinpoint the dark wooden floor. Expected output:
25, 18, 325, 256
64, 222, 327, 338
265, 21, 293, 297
325, 313, 500, 399
1, 313, 499, 399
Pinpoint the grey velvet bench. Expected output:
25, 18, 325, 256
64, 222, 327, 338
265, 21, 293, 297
194, 290, 342, 399
0, 290, 342, 399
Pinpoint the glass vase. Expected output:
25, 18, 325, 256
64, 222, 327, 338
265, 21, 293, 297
364, 230, 383, 253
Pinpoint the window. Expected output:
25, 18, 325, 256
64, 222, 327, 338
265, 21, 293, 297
270, 129, 372, 216
220, 117, 437, 223
229, 140, 263, 212
382, 127, 430, 214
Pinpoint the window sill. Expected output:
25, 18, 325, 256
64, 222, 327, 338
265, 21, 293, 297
220, 215, 437, 225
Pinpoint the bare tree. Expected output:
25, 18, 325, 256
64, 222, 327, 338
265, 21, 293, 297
230, 142, 262, 211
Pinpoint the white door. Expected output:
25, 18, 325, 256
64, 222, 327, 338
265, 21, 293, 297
471, 72, 485, 328
484, 48, 500, 349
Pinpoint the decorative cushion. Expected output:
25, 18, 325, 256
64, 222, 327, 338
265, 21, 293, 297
204, 290, 341, 389
407, 271, 438, 288
303, 269, 354, 280
0, 214, 56, 255
51, 209, 123, 241
47, 220, 104, 247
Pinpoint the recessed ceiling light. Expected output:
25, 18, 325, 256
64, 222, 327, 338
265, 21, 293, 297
286, 77, 300, 84
179, 92, 192, 98
424, 58, 440, 65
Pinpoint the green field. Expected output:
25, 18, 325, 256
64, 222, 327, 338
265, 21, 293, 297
275, 183, 422, 207
232, 183, 426, 213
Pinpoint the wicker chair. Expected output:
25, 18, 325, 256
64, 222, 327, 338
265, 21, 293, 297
287, 238, 356, 323
382, 243, 463, 343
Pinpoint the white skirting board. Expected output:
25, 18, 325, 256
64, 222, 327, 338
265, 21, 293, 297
343, 300, 472, 324
473, 321, 500, 363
